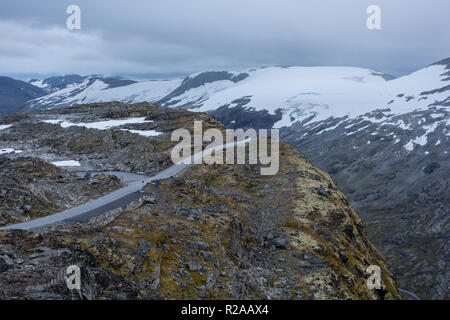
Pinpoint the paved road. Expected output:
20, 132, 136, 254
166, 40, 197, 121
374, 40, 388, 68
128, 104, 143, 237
1, 139, 248, 231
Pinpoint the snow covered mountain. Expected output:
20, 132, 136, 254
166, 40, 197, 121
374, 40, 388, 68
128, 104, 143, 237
28, 74, 138, 95
24, 59, 449, 129
28, 74, 88, 93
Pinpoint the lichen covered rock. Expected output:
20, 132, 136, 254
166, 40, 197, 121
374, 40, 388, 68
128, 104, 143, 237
0, 141, 400, 300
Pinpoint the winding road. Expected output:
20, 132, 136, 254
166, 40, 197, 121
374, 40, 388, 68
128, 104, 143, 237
1, 139, 248, 231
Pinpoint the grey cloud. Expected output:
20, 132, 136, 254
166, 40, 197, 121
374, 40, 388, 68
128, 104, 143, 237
0, 0, 448, 77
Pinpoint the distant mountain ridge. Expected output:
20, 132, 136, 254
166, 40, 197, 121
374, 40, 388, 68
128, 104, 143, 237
0, 74, 139, 114
29, 74, 87, 92
20, 58, 449, 129
0, 76, 47, 114
28, 74, 138, 93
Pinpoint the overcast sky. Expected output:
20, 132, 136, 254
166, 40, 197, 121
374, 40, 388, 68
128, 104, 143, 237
0, 0, 449, 79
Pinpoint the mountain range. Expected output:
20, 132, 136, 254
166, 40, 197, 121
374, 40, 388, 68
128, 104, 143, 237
17, 58, 449, 124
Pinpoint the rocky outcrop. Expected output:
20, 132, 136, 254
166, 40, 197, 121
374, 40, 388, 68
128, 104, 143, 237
0, 102, 401, 299
0, 102, 224, 174
0, 136, 400, 300
0, 157, 122, 226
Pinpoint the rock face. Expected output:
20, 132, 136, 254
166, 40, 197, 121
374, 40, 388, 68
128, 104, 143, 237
281, 107, 449, 300
0, 157, 122, 227
209, 108, 449, 299
0, 104, 400, 299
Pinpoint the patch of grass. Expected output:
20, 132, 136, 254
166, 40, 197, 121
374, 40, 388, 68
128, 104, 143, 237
279, 219, 302, 229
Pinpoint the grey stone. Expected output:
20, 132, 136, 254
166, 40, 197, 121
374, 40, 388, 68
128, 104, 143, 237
190, 241, 210, 251
0, 257, 9, 272
186, 260, 202, 271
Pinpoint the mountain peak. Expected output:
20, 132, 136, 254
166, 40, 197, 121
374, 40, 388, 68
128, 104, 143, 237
430, 57, 450, 67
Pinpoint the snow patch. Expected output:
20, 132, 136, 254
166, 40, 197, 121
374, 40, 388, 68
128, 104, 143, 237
0, 148, 22, 154
29, 80, 48, 88
404, 134, 428, 152
122, 129, 162, 137
346, 125, 370, 136
43, 117, 152, 130
404, 141, 414, 151
315, 121, 344, 135
51, 160, 81, 167
413, 135, 428, 147
0, 125, 12, 131
394, 120, 412, 130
